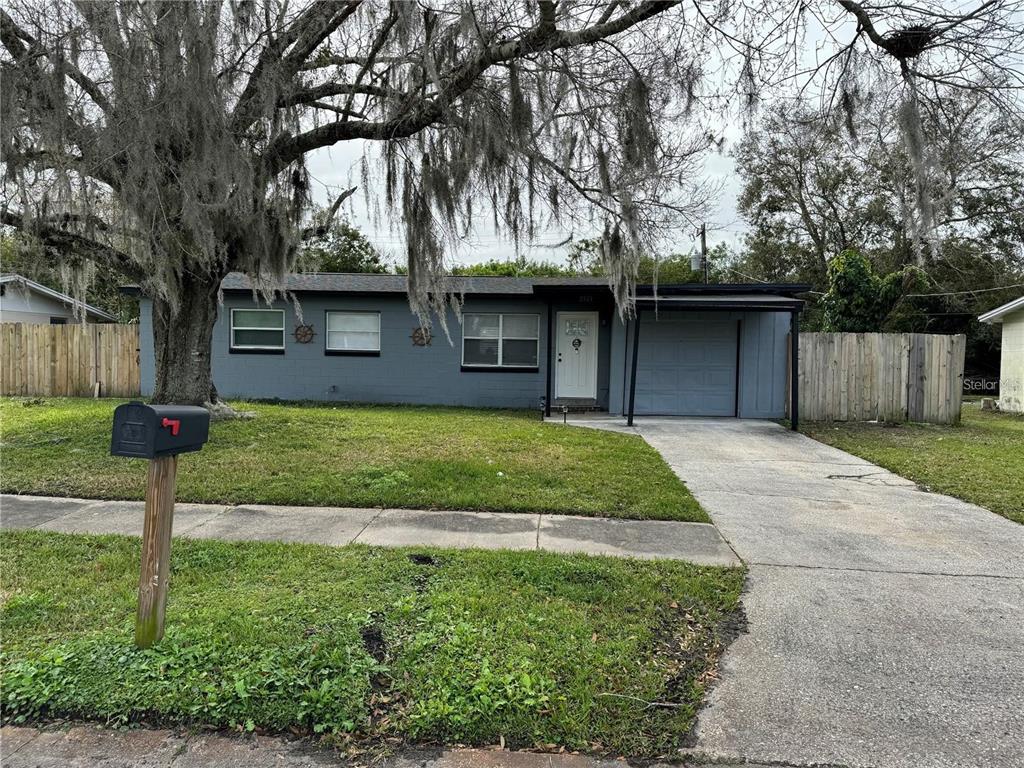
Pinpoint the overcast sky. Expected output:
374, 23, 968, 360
304, 131, 748, 271
301, 8, 860, 271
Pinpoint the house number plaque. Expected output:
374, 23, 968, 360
565, 319, 589, 335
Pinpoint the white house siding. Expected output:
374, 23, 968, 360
0, 289, 76, 324
999, 310, 1024, 413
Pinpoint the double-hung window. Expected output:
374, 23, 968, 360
230, 308, 285, 352
462, 313, 539, 369
326, 311, 380, 355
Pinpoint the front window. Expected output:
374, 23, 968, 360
462, 313, 539, 368
326, 311, 380, 353
230, 308, 285, 350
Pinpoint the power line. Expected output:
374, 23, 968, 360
905, 283, 1024, 298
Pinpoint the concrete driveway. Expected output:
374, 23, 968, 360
586, 417, 1024, 768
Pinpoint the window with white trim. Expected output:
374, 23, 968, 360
326, 311, 381, 353
230, 308, 285, 350
462, 313, 539, 368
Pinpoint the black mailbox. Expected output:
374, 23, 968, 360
111, 402, 210, 459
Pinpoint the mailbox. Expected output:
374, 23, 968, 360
111, 401, 210, 459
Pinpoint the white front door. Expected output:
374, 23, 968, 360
555, 311, 599, 399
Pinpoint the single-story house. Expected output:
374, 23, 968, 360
133, 273, 807, 427
979, 295, 1024, 413
0, 273, 116, 324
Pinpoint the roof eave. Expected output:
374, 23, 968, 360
978, 296, 1024, 324
635, 298, 805, 312
4, 274, 117, 321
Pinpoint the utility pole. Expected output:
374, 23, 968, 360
699, 223, 708, 284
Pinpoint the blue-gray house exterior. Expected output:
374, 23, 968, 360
136, 274, 805, 421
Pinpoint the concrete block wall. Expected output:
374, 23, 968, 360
140, 294, 550, 409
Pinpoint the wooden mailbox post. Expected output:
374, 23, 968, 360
111, 402, 209, 648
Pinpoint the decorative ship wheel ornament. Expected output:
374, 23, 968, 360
411, 326, 432, 346
293, 324, 315, 343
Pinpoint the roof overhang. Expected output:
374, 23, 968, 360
2, 274, 117, 321
978, 295, 1024, 324
635, 293, 805, 312
120, 277, 811, 306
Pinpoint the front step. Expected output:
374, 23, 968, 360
552, 398, 605, 413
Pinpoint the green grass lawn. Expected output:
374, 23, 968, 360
0, 531, 743, 756
804, 405, 1024, 524
0, 398, 704, 522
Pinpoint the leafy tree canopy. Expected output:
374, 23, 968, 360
451, 258, 575, 277
567, 236, 732, 283
732, 91, 1024, 365
299, 217, 387, 274
820, 249, 925, 332
0, 234, 138, 322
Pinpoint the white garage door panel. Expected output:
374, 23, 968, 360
635, 319, 737, 416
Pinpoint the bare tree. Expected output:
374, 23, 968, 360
777, 1, 1024, 251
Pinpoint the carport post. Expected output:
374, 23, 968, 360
627, 309, 641, 426
790, 310, 800, 432
545, 300, 553, 417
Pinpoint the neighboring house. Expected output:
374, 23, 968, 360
979, 295, 1024, 413
129, 273, 807, 423
0, 274, 116, 324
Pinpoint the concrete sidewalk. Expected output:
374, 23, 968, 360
2, 725, 767, 768
0, 494, 740, 566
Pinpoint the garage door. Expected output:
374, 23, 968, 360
634, 318, 737, 415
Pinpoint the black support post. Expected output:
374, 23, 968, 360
790, 310, 800, 431
627, 309, 641, 426
545, 302, 553, 417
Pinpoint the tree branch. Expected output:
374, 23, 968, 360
301, 53, 408, 71
277, 82, 401, 109
231, 0, 362, 133
264, 0, 680, 174
299, 186, 358, 240
0, 7, 113, 115
1, 210, 142, 277
835, 0, 891, 51
283, 1, 362, 68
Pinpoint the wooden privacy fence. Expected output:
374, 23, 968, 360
794, 332, 966, 425
1, 323, 140, 398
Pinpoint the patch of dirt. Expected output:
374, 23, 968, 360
359, 615, 387, 664
406, 552, 442, 595
717, 603, 749, 647
407, 553, 437, 566
652, 593, 749, 751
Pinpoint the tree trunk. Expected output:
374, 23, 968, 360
151, 273, 222, 405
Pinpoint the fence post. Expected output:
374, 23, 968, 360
790, 311, 800, 431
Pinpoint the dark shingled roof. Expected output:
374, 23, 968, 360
219, 272, 611, 295
122, 273, 807, 299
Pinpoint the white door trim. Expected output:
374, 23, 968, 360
555, 311, 599, 399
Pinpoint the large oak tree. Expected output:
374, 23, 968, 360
2, 0, 1021, 406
